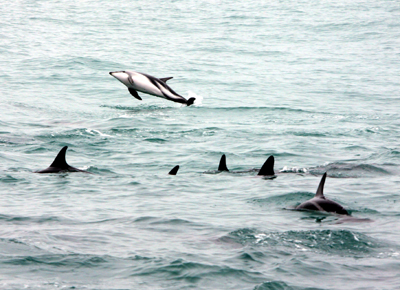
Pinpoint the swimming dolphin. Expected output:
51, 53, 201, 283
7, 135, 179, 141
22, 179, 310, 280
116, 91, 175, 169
109, 71, 196, 106
168, 165, 180, 175
295, 172, 349, 215
35, 146, 88, 173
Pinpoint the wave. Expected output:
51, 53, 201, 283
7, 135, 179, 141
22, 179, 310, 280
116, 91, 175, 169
251, 192, 313, 209
308, 162, 391, 177
0, 214, 75, 225
1, 253, 116, 268
254, 280, 323, 290
101, 104, 179, 112
223, 228, 388, 258
129, 257, 265, 285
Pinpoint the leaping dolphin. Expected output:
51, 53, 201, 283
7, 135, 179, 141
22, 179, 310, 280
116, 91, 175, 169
295, 172, 348, 215
109, 71, 196, 106
35, 146, 88, 173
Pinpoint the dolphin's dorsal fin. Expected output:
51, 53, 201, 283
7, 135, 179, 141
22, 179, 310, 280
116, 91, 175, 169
218, 154, 229, 171
315, 172, 327, 198
160, 77, 173, 83
258, 156, 275, 176
169, 165, 179, 175
49, 146, 70, 169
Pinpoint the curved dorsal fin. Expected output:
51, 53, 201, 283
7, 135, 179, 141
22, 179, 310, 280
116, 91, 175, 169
160, 77, 173, 83
258, 155, 275, 176
218, 154, 229, 171
315, 172, 327, 197
49, 146, 70, 169
168, 165, 179, 175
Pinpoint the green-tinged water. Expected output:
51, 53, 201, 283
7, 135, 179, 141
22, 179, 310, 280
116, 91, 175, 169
1, 1, 400, 289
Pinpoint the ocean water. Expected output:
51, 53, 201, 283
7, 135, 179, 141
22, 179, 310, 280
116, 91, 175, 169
1, 0, 400, 289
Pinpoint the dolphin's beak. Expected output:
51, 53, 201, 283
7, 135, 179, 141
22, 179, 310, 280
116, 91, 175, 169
109, 71, 131, 87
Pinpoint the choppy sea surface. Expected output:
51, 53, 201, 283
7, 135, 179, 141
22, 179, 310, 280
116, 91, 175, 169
1, 1, 400, 289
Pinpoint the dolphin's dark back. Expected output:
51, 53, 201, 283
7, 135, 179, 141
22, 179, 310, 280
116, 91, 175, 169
296, 199, 348, 215
142, 73, 183, 98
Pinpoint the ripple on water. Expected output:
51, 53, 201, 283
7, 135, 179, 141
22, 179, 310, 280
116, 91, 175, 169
224, 228, 389, 258
309, 162, 392, 177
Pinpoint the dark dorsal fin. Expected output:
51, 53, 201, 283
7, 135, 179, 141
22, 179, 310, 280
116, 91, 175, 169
218, 154, 229, 171
128, 88, 142, 100
315, 172, 327, 198
159, 77, 173, 83
49, 146, 70, 169
258, 156, 275, 176
169, 165, 179, 175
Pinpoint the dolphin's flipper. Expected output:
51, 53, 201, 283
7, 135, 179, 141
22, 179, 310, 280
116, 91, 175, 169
258, 156, 275, 176
218, 154, 229, 172
186, 97, 196, 106
128, 88, 142, 100
316, 172, 327, 198
160, 77, 173, 83
169, 165, 179, 175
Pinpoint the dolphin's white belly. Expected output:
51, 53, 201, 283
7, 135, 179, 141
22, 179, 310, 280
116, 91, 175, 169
131, 73, 163, 97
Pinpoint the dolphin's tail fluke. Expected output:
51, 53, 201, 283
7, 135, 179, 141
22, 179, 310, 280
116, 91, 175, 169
186, 97, 196, 106
169, 165, 180, 175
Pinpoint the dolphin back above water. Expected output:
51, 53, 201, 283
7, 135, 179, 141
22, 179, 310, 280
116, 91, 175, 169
109, 71, 195, 106
35, 146, 87, 173
295, 172, 349, 215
